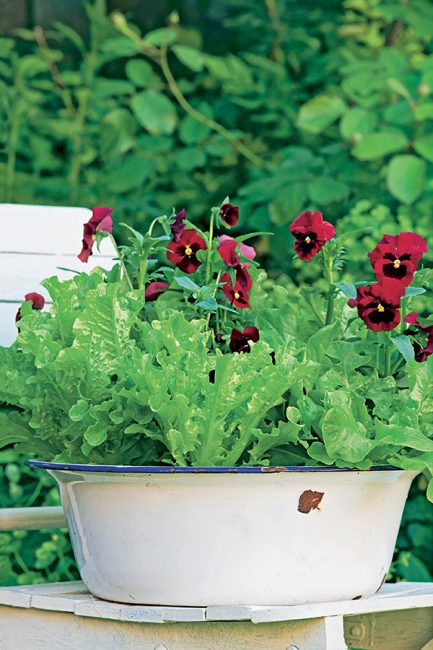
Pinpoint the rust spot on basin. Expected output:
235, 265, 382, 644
261, 466, 289, 473
375, 572, 387, 593
298, 490, 324, 514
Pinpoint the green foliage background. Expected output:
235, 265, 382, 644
0, 0, 432, 585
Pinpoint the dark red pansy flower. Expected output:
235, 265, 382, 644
368, 232, 428, 286
170, 208, 186, 242
16, 292, 45, 322
404, 311, 433, 362
221, 272, 251, 309
235, 264, 252, 292
229, 326, 260, 353
218, 237, 238, 267
166, 228, 207, 274
78, 207, 113, 263
348, 278, 405, 332
145, 281, 169, 302
220, 203, 239, 227
290, 210, 335, 262
218, 235, 256, 267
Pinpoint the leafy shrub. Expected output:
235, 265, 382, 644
1, 0, 433, 273
0, 450, 78, 585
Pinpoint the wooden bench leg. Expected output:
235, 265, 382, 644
0, 606, 347, 649
288, 615, 347, 650
344, 608, 433, 650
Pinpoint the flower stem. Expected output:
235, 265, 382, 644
159, 48, 266, 169
325, 290, 335, 326
322, 248, 335, 326
32, 26, 87, 201
264, 0, 285, 63
205, 209, 215, 285
139, 259, 147, 295
33, 27, 75, 118
400, 299, 408, 334
205, 271, 221, 331
383, 335, 393, 377
14, 549, 30, 575
109, 235, 134, 291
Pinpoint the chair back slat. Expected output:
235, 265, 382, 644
0, 203, 115, 346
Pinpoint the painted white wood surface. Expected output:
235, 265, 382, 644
0, 581, 432, 625
0, 204, 114, 254
0, 582, 432, 649
0, 506, 66, 531
0, 203, 115, 347
0, 606, 346, 650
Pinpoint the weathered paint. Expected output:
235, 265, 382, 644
298, 489, 324, 514
1, 581, 433, 649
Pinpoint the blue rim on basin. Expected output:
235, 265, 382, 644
28, 460, 399, 473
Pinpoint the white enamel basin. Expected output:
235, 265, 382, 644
30, 463, 417, 606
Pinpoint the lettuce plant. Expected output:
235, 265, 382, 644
0, 202, 301, 467
256, 212, 433, 498
0, 203, 432, 500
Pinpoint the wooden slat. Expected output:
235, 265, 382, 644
0, 506, 67, 531
0, 203, 116, 347
0, 581, 432, 625
0, 203, 112, 254
0, 582, 85, 609
0, 303, 20, 347
243, 584, 433, 624
0, 253, 114, 301
207, 583, 433, 624
0, 582, 207, 624
0, 582, 432, 649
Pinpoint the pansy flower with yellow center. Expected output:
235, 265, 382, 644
348, 278, 405, 332
289, 210, 335, 262
221, 270, 251, 309
166, 228, 207, 274
368, 232, 427, 286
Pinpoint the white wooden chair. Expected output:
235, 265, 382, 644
0, 203, 433, 650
